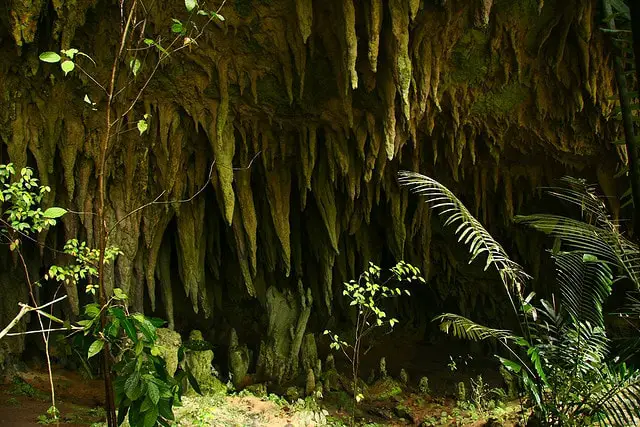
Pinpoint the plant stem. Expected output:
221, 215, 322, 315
602, 0, 640, 233
16, 248, 57, 424
97, 3, 137, 425
0, 305, 29, 340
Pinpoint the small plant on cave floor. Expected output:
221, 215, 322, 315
324, 261, 425, 425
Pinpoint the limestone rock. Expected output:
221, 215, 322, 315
418, 376, 430, 395
256, 283, 312, 383
184, 330, 222, 395
367, 377, 403, 401
457, 381, 467, 401
300, 333, 318, 375
228, 328, 250, 389
379, 357, 388, 379
155, 328, 182, 376
326, 354, 335, 370
285, 386, 301, 402
399, 368, 409, 385
245, 383, 268, 397
499, 365, 518, 399
305, 368, 316, 396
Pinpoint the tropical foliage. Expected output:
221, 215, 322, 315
0, 163, 202, 426
400, 171, 640, 425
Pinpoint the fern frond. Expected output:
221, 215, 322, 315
435, 313, 516, 342
399, 171, 530, 295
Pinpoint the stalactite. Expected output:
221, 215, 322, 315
265, 154, 292, 276
157, 235, 175, 329
296, 0, 313, 44
177, 196, 208, 316
343, 0, 358, 90
212, 62, 236, 225
365, 0, 383, 72
312, 157, 339, 253
389, 0, 412, 123
143, 207, 172, 312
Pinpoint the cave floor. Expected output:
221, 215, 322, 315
0, 368, 520, 426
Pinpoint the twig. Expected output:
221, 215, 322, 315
5, 326, 83, 337
74, 64, 107, 94
107, 160, 215, 236
0, 305, 29, 340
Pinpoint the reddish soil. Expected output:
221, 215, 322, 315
0, 368, 105, 426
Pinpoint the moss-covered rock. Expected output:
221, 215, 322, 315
228, 328, 250, 389
184, 330, 223, 395
155, 328, 182, 376
367, 377, 404, 401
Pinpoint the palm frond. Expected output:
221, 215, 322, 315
515, 214, 640, 288
593, 364, 640, 426
399, 171, 530, 295
435, 313, 517, 342
543, 177, 612, 227
554, 252, 613, 328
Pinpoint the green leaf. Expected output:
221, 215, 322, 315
125, 372, 141, 399
148, 381, 160, 405
122, 318, 138, 342
140, 397, 154, 413
137, 119, 148, 135
61, 48, 79, 59
187, 371, 202, 395
60, 60, 75, 75
39, 52, 61, 63
43, 207, 67, 219
148, 317, 166, 328
185, 0, 197, 12
88, 340, 104, 359
117, 404, 129, 425
214, 13, 225, 21
129, 58, 141, 77
113, 288, 128, 300
157, 399, 175, 420
497, 356, 521, 373
171, 20, 184, 34
84, 303, 100, 318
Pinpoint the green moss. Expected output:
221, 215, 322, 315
234, 0, 253, 17
256, 73, 291, 108
450, 30, 490, 86
493, 0, 540, 16
367, 377, 403, 401
470, 83, 529, 117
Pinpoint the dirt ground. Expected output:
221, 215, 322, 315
0, 366, 518, 426
0, 368, 106, 426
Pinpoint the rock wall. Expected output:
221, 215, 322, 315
0, 0, 625, 359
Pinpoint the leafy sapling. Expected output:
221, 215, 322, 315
324, 261, 425, 424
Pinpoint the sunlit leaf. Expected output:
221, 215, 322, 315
137, 119, 148, 135
39, 52, 61, 63
61, 60, 75, 76
88, 340, 104, 359
43, 207, 67, 219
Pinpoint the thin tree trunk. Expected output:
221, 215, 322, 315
604, 0, 640, 233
